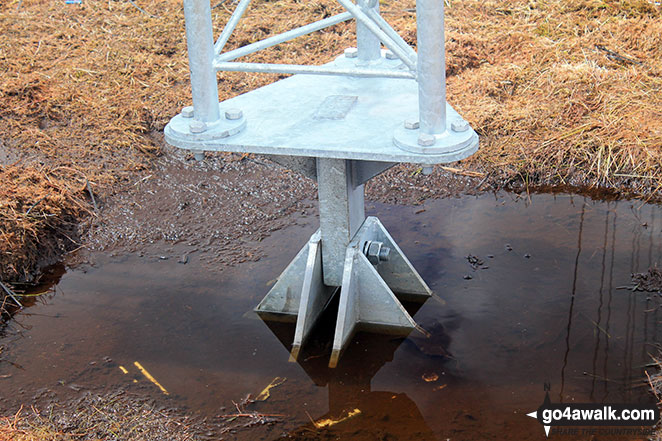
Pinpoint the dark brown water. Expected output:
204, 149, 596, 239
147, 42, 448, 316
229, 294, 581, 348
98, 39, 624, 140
1, 192, 660, 440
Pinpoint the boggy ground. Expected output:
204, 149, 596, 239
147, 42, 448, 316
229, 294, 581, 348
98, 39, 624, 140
0, 0, 660, 284
0, 0, 661, 438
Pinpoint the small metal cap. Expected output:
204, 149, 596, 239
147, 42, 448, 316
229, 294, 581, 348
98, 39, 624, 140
181, 106, 194, 118
189, 120, 207, 134
404, 119, 420, 130
225, 108, 243, 120
193, 151, 205, 161
344, 47, 358, 58
384, 50, 397, 60
418, 133, 436, 147
451, 119, 470, 132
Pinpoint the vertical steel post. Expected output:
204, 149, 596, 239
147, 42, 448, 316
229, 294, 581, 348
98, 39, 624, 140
356, 0, 381, 62
317, 159, 365, 286
183, 0, 221, 123
416, 0, 446, 134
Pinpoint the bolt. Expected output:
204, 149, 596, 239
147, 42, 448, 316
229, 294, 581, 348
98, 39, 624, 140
363, 241, 391, 265
194, 151, 205, 161
181, 106, 194, 118
378, 246, 391, 262
418, 133, 436, 147
225, 108, 243, 120
384, 50, 397, 60
404, 119, 420, 130
422, 166, 433, 175
344, 47, 358, 58
189, 120, 206, 134
451, 119, 470, 132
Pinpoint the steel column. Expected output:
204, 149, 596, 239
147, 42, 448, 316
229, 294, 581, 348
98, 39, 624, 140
356, 0, 381, 62
416, 0, 446, 134
317, 158, 365, 286
183, 0, 220, 123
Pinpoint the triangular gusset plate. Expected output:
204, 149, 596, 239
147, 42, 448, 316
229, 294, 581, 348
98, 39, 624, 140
330, 247, 418, 368
360, 217, 432, 300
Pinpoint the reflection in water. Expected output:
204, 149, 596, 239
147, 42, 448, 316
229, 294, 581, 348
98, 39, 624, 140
560, 200, 586, 401
262, 300, 438, 440
0, 193, 661, 440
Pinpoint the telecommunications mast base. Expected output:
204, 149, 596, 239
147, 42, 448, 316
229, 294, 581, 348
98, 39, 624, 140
165, 0, 479, 367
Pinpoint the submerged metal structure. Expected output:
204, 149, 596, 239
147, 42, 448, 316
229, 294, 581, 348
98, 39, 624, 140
165, 0, 478, 367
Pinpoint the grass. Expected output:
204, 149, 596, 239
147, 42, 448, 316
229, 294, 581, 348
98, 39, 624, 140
0, 391, 206, 440
0, 0, 660, 283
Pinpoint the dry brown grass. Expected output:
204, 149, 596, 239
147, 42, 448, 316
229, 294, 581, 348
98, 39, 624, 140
0, 391, 206, 441
0, 166, 89, 282
0, 0, 660, 284
442, 0, 662, 196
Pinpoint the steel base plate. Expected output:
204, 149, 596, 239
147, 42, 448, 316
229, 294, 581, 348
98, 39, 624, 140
165, 53, 478, 165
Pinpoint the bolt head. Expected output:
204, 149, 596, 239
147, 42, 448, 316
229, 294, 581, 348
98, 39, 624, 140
422, 166, 434, 175
225, 108, 243, 120
344, 47, 358, 59
181, 106, 194, 118
193, 151, 205, 161
189, 120, 207, 134
404, 119, 420, 130
451, 119, 470, 132
418, 133, 436, 147
384, 50, 397, 60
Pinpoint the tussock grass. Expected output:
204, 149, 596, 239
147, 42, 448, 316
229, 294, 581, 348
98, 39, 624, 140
0, 0, 660, 284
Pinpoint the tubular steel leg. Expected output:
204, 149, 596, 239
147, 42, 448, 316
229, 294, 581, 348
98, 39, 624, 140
416, 0, 446, 134
183, 0, 220, 123
317, 158, 365, 287
356, 0, 381, 62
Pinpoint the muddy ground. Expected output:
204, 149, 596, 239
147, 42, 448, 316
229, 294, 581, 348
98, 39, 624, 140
82, 138, 483, 267
1, 0, 661, 437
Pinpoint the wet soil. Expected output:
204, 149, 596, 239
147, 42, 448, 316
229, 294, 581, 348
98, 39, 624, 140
83, 141, 482, 267
1, 190, 661, 440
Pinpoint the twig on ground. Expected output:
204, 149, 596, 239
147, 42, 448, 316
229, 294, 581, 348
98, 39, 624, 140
0, 281, 23, 308
85, 180, 98, 212
126, 0, 158, 18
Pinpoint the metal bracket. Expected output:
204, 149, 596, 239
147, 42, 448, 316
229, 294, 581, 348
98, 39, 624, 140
255, 217, 430, 368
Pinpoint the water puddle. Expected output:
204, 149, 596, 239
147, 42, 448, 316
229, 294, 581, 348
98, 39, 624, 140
1, 192, 660, 440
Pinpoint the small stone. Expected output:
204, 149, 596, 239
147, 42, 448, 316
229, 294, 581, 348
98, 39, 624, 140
463, 274, 472, 280
524, 253, 531, 258
505, 244, 513, 251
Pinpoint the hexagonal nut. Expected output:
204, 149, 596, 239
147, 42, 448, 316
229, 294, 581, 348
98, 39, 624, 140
344, 47, 358, 59
404, 119, 420, 130
384, 50, 397, 60
418, 133, 436, 147
189, 120, 207, 134
181, 106, 194, 118
451, 119, 470, 132
225, 108, 243, 121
